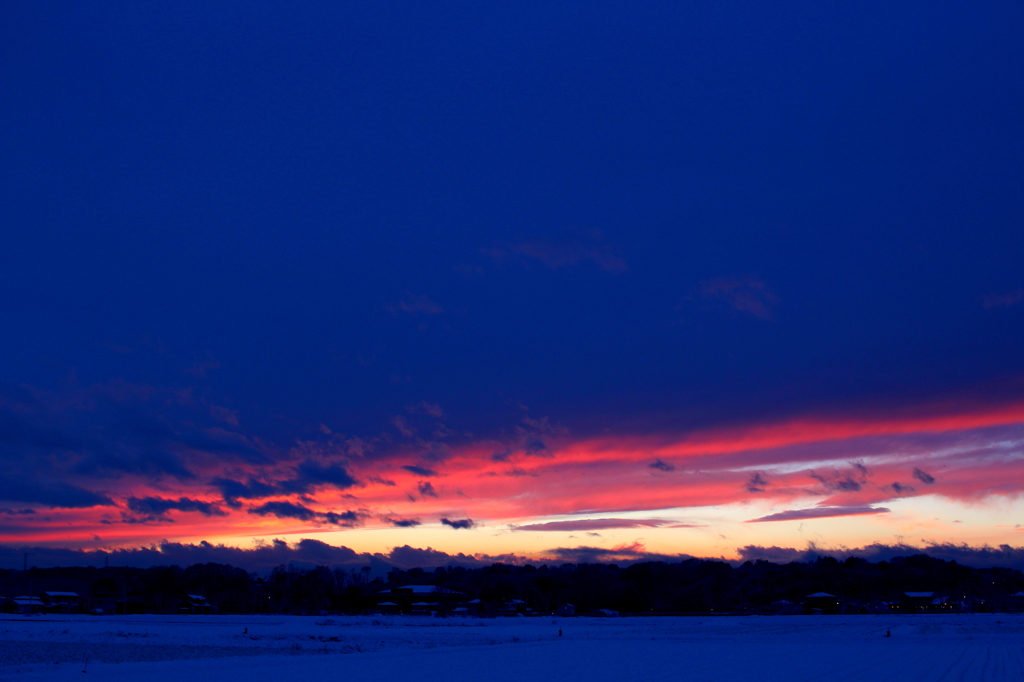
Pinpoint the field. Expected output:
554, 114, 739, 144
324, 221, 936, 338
2, 613, 1024, 681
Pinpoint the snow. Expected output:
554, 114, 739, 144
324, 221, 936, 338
2, 613, 1024, 681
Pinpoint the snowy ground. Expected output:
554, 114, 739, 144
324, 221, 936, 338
2, 613, 1024, 681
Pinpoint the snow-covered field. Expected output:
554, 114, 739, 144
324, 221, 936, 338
2, 613, 1023, 681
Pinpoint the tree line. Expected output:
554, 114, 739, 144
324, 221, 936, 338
3, 553, 1023, 615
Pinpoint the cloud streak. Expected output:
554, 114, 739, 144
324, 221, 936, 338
746, 506, 890, 523
515, 518, 674, 532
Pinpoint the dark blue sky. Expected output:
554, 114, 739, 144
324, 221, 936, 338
3, 1, 1023, 445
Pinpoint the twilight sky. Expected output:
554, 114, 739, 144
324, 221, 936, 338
2, 2, 1024, 567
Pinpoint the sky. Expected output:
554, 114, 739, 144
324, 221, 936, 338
2, 1, 1024, 569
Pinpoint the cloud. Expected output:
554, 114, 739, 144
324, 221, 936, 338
407, 402, 445, 418
386, 294, 444, 315
383, 517, 421, 528
208, 405, 240, 427
514, 518, 673, 532
0, 507, 36, 515
402, 465, 439, 477
746, 506, 890, 523
540, 542, 689, 564
746, 472, 769, 493
808, 463, 870, 493
384, 545, 484, 569
485, 234, 627, 272
278, 460, 358, 494
391, 415, 416, 438
440, 517, 475, 529
0, 538, 372, 573
649, 459, 675, 472
184, 360, 220, 378
212, 461, 357, 506
982, 289, 1024, 309
890, 481, 915, 495
249, 500, 318, 522
126, 496, 226, 518
736, 542, 1024, 571
913, 467, 936, 484
700, 277, 778, 319
417, 481, 438, 498
211, 477, 277, 507
0, 479, 113, 509
248, 502, 365, 527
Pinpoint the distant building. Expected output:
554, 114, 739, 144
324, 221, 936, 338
41, 591, 81, 613
900, 592, 944, 611
555, 603, 575, 617
12, 596, 44, 614
377, 585, 464, 614
804, 592, 840, 614
180, 594, 213, 614
378, 601, 401, 613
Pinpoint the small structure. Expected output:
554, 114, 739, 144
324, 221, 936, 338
12, 596, 44, 615
409, 601, 439, 615
804, 592, 840, 614
378, 601, 401, 614
498, 599, 528, 616
42, 591, 81, 613
377, 585, 463, 614
770, 599, 799, 615
180, 594, 212, 614
592, 609, 619, 617
900, 592, 936, 612
555, 603, 575, 617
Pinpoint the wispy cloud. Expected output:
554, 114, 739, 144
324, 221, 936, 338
982, 289, 1024, 309
700, 277, 778, 319
407, 402, 445, 418
386, 294, 444, 315
402, 465, 439, 477
485, 233, 626, 272
746, 506, 890, 523
514, 518, 673, 532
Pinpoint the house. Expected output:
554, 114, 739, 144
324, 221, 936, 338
555, 603, 575, 616
498, 599, 529, 616
770, 600, 799, 615
900, 592, 937, 611
409, 601, 439, 615
12, 596, 44, 614
377, 585, 464, 613
378, 585, 464, 597
378, 601, 401, 614
41, 591, 81, 613
804, 592, 840, 614
592, 609, 619, 617
453, 598, 489, 617
179, 594, 213, 614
